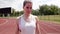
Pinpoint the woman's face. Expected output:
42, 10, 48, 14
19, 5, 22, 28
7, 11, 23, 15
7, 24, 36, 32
23, 3, 32, 14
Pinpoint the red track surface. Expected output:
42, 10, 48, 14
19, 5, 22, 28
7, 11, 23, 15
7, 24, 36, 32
0, 18, 60, 34
39, 20, 60, 34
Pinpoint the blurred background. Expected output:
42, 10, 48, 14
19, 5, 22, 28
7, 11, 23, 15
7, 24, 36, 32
0, 0, 60, 24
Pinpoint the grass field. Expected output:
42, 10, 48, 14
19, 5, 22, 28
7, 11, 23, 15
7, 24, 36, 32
38, 15, 60, 24
0, 15, 60, 24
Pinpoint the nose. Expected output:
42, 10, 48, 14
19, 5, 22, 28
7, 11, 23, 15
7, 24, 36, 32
28, 8, 32, 12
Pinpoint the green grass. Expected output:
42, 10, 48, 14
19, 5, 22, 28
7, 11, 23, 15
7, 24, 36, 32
38, 15, 60, 24
0, 15, 60, 24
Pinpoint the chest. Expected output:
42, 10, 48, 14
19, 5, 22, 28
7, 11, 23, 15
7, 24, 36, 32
20, 17, 36, 28
19, 15, 36, 30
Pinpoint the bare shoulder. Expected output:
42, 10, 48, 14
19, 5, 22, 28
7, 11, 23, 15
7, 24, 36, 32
17, 16, 21, 20
17, 15, 23, 20
16, 15, 22, 23
35, 16, 40, 24
32, 15, 39, 21
35, 16, 39, 21
16, 16, 21, 24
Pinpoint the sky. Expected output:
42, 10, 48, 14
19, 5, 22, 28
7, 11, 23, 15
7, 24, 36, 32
0, 0, 60, 11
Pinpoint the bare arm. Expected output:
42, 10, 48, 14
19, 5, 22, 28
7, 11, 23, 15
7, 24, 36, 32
35, 16, 41, 34
17, 16, 21, 34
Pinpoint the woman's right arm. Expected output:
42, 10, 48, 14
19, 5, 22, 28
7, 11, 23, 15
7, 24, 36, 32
18, 16, 21, 32
17, 16, 21, 34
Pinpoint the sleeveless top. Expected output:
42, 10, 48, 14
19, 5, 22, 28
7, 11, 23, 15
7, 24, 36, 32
19, 14, 37, 34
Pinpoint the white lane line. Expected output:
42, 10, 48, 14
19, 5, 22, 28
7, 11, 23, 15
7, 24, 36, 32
0, 19, 8, 26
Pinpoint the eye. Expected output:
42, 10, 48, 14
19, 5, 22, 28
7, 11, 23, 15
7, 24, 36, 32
26, 7, 32, 9
26, 7, 29, 9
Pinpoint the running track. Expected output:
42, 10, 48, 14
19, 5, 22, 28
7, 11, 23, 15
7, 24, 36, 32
0, 18, 60, 34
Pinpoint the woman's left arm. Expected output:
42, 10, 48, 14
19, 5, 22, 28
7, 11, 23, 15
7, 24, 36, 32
35, 16, 41, 34
35, 16, 39, 23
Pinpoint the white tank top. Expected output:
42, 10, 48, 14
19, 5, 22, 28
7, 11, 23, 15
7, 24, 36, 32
19, 14, 37, 34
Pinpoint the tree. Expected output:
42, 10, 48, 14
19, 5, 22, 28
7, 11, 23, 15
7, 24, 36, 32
39, 4, 59, 15
32, 9, 39, 15
50, 5, 59, 15
58, 8, 60, 15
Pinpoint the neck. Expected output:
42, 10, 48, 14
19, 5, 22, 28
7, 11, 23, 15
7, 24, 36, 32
24, 13, 31, 19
